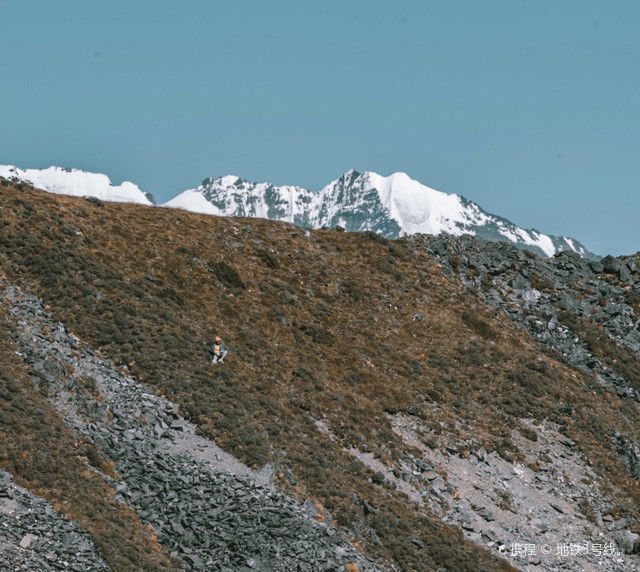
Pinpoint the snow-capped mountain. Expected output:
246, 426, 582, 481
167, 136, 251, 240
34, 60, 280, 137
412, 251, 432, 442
164, 175, 314, 226
1, 164, 593, 257
0, 165, 154, 205
166, 169, 594, 258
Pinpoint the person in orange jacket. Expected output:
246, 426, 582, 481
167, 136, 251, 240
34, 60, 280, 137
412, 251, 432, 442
211, 335, 228, 364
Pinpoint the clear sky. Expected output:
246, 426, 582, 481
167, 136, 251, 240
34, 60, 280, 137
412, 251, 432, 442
1, 1, 638, 255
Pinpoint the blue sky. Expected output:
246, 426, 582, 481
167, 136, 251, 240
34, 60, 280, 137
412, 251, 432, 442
1, 1, 638, 255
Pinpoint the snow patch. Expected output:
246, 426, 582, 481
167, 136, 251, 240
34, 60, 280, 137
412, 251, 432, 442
219, 175, 240, 187
164, 189, 221, 215
0, 165, 152, 205
366, 171, 490, 236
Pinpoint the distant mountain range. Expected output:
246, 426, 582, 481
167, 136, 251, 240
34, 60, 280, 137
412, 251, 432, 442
0, 164, 595, 258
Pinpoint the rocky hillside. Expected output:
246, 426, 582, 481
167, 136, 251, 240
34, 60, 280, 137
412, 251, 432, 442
421, 235, 640, 405
1, 178, 639, 571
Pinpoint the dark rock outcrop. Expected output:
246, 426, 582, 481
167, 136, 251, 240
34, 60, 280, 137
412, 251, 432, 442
420, 235, 640, 401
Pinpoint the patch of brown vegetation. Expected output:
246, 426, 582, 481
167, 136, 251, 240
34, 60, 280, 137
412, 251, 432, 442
624, 289, 640, 316
1, 179, 639, 568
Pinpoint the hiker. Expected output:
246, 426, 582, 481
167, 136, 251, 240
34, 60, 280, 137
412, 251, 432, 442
211, 335, 228, 364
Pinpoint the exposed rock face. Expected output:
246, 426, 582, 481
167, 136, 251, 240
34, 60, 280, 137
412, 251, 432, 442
3, 280, 376, 571
389, 414, 638, 569
616, 433, 640, 481
419, 235, 640, 497
420, 235, 640, 401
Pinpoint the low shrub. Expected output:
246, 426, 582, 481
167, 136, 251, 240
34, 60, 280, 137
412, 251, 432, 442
210, 260, 246, 290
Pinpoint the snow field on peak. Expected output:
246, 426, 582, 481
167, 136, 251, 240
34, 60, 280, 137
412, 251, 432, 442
0, 165, 153, 205
219, 175, 241, 187
169, 177, 314, 225
164, 189, 222, 215
365, 171, 490, 236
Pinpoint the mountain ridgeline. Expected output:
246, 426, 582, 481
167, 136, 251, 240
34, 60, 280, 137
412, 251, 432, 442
166, 169, 595, 259
0, 178, 639, 570
1, 164, 595, 259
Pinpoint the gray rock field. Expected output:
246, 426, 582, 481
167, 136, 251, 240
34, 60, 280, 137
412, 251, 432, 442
0, 470, 109, 571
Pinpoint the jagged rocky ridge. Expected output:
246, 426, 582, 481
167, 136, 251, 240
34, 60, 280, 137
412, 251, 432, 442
2, 279, 374, 571
166, 170, 594, 259
0, 164, 592, 258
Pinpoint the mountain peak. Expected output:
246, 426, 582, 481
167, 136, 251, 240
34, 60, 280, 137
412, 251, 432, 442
211, 175, 242, 187
0, 164, 154, 205
172, 169, 595, 258
383, 170, 413, 184
340, 168, 360, 179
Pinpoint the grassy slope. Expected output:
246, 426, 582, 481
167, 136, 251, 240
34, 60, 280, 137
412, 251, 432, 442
1, 180, 639, 569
